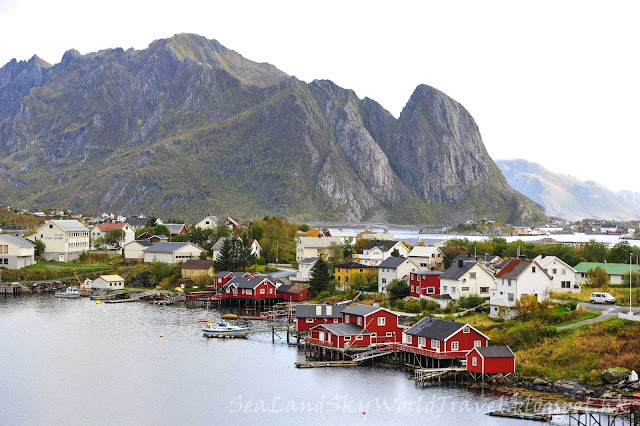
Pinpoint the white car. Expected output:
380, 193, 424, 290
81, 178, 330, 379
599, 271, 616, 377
590, 292, 616, 304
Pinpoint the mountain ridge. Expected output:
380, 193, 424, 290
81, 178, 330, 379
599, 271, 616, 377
0, 33, 544, 224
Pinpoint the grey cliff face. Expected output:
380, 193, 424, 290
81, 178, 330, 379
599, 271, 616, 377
0, 34, 543, 224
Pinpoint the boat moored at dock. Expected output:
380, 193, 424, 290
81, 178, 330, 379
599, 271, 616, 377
202, 321, 248, 338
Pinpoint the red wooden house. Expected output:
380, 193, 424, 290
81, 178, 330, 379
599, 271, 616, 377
409, 270, 442, 298
307, 304, 403, 348
223, 276, 277, 299
466, 346, 515, 375
401, 317, 489, 358
308, 323, 372, 348
276, 284, 311, 302
208, 271, 252, 290
295, 304, 343, 332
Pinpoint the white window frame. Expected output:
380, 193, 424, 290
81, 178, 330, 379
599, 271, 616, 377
474, 340, 482, 347
451, 341, 459, 351
386, 332, 393, 337
259, 288, 264, 295
463, 326, 470, 334
418, 337, 425, 347
306, 318, 313, 323
431, 339, 440, 350
472, 357, 478, 366
378, 317, 385, 326
345, 314, 350, 322
357, 317, 362, 326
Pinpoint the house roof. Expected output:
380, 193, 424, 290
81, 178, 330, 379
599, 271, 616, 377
182, 260, 214, 270
341, 304, 382, 317
496, 258, 531, 279
215, 271, 232, 278
574, 262, 634, 275
143, 242, 192, 253
363, 240, 401, 252
98, 275, 125, 282
410, 270, 443, 276
49, 220, 89, 232
296, 236, 342, 248
440, 261, 478, 280
212, 237, 234, 250
334, 262, 369, 269
496, 258, 513, 269
377, 257, 410, 269
298, 257, 318, 265
432, 294, 453, 300
286, 285, 308, 294
405, 317, 465, 340
418, 239, 446, 246
408, 246, 441, 257
295, 304, 344, 319
202, 215, 218, 223
165, 224, 187, 235
96, 222, 128, 232
314, 322, 371, 336
124, 217, 149, 227
0, 234, 34, 248
276, 284, 293, 293
471, 346, 515, 358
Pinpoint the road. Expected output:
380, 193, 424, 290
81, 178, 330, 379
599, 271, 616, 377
558, 303, 640, 329
270, 267, 296, 279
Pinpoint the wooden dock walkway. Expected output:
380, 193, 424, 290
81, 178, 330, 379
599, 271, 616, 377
295, 361, 358, 368
414, 367, 467, 382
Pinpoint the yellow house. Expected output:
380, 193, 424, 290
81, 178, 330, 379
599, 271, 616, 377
181, 260, 215, 280
334, 262, 371, 290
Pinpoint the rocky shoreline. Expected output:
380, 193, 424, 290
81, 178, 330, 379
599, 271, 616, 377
17, 280, 76, 293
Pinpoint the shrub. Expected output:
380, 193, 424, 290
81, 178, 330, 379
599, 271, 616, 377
405, 299, 421, 313
457, 295, 485, 310
566, 300, 579, 311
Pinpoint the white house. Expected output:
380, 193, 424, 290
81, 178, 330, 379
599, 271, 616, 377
90, 222, 135, 249
490, 258, 553, 319
195, 215, 219, 230
122, 240, 153, 263
377, 256, 420, 293
533, 253, 580, 293
28, 220, 90, 262
440, 260, 496, 301
295, 257, 318, 282
326, 227, 358, 242
295, 236, 342, 262
212, 237, 261, 261
92, 275, 125, 290
143, 242, 206, 265
354, 240, 409, 267
408, 246, 444, 269
0, 234, 35, 269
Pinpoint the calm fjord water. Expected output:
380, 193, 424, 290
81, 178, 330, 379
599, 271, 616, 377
0, 294, 524, 425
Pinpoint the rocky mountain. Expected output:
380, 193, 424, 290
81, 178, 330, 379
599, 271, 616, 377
0, 33, 544, 224
496, 159, 638, 221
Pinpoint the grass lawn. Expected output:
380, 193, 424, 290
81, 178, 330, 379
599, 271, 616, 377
554, 309, 601, 326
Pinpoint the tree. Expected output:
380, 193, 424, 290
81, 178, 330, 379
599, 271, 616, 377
309, 258, 331, 294
578, 240, 608, 263
93, 237, 107, 250
34, 240, 45, 257
391, 248, 401, 257
387, 279, 409, 300
146, 217, 157, 227
585, 266, 610, 288
513, 295, 539, 320
342, 238, 354, 261
199, 251, 209, 260
214, 238, 235, 271
443, 246, 468, 268
607, 242, 633, 264
105, 229, 125, 248
327, 242, 344, 268
172, 234, 190, 242
154, 224, 170, 237
214, 237, 254, 271
298, 224, 310, 232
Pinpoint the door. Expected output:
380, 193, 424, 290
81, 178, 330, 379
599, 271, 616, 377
318, 331, 325, 341
58, 254, 65, 262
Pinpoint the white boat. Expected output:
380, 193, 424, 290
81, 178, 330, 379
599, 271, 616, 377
54, 287, 81, 298
202, 321, 248, 338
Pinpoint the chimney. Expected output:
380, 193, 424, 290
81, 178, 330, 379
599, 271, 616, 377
316, 305, 321, 316
519, 255, 526, 260
541, 252, 546, 259
326, 305, 332, 315
458, 259, 464, 268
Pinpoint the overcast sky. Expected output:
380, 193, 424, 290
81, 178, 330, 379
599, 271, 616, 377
1, 0, 638, 193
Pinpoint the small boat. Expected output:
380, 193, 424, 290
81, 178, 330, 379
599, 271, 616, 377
55, 287, 81, 298
202, 321, 248, 338
223, 313, 238, 319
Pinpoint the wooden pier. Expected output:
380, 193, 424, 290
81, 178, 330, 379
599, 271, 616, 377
295, 361, 358, 368
0, 282, 21, 295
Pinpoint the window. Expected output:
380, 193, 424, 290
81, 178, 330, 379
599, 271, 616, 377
359, 269, 364, 273
357, 317, 362, 325
334, 319, 339, 323
474, 341, 482, 347
259, 289, 264, 294
345, 315, 350, 322
480, 287, 489, 294
561, 269, 566, 275
337, 268, 341, 272
49, 224, 53, 228
381, 278, 386, 284
355, 336, 362, 340
561, 281, 571, 289
508, 279, 512, 286
443, 286, 447, 293
386, 332, 393, 337
508, 293, 515, 302
451, 341, 459, 351
418, 337, 425, 346
431, 340, 440, 350
472, 357, 477, 366
532, 267, 536, 273
247, 290, 253, 295
470, 272, 476, 279
463, 326, 470, 334
378, 317, 385, 326
306, 318, 314, 323
411, 285, 414, 292
427, 287, 435, 294
461, 287, 469, 292
407, 335, 413, 344
345, 277, 349, 282
552, 268, 557, 274
337, 276, 341, 281
451, 287, 456, 293
344, 336, 351, 341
